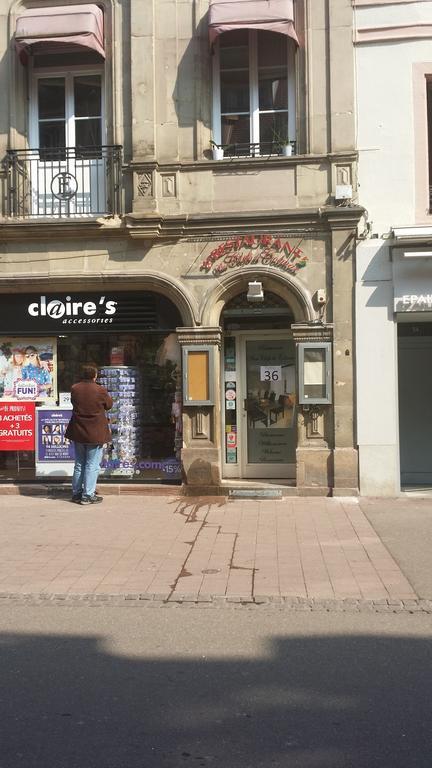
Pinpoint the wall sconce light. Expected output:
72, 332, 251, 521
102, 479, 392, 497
247, 281, 264, 303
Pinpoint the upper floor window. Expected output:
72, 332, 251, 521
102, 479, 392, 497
212, 29, 296, 157
6, 5, 122, 218
32, 72, 103, 156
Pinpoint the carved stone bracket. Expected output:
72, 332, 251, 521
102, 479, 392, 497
291, 322, 333, 344
334, 163, 352, 188
136, 172, 153, 198
192, 409, 211, 439
304, 406, 325, 440
177, 326, 222, 349
161, 173, 177, 198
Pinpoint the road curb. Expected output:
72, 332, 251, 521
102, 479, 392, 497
0, 592, 430, 613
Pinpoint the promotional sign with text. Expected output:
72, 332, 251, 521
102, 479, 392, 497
35, 407, 74, 477
0, 338, 57, 403
0, 402, 35, 451
37, 408, 74, 463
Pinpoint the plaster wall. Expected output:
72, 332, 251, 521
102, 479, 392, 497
356, 241, 400, 494
355, 1, 432, 494
355, 2, 432, 230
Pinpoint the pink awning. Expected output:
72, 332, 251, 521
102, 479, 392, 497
15, 4, 104, 60
209, 0, 298, 45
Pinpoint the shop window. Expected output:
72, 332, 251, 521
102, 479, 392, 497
0, 293, 183, 484
212, 30, 296, 157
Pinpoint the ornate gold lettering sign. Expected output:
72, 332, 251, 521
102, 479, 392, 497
199, 235, 307, 276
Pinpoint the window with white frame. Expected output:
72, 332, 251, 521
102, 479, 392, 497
31, 70, 104, 157
212, 30, 296, 156
26, 66, 107, 216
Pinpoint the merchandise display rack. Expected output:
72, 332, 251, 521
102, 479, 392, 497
98, 366, 141, 477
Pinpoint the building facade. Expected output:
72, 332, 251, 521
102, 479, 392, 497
355, 0, 432, 495
0, 0, 362, 494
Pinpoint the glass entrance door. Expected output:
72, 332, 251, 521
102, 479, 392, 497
221, 332, 297, 480
242, 337, 296, 478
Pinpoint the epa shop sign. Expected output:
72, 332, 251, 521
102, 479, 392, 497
28, 295, 117, 326
394, 293, 432, 312
0, 402, 35, 451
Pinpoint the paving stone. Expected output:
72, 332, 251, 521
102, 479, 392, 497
0, 495, 421, 607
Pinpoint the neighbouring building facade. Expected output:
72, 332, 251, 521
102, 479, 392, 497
355, 0, 432, 495
0, 0, 362, 494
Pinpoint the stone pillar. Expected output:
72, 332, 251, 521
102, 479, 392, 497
177, 326, 222, 492
130, 1, 157, 213
130, 0, 156, 160
329, 222, 358, 495
292, 323, 334, 495
328, 0, 356, 153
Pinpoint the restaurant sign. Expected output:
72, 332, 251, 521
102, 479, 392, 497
199, 235, 307, 276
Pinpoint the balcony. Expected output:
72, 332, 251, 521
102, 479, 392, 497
211, 140, 297, 160
4, 145, 122, 219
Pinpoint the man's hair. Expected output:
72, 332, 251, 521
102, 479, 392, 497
80, 364, 98, 380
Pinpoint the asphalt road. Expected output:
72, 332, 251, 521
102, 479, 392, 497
0, 603, 431, 768
361, 497, 432, 598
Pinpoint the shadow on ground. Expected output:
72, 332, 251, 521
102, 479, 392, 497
0, 626, 431, 767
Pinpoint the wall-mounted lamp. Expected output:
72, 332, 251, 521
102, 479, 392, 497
247, 281, 264, 303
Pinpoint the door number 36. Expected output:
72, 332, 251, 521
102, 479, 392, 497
260, 366, 282, 382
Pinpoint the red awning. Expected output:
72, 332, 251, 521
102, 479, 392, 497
15, 4, 104, 60
209, 0, 298, 45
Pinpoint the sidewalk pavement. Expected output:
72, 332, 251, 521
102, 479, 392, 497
0, 491, 427, 604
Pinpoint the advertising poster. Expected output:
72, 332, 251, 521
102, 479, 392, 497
36, 407, 74, 477
0, 338, 57, 403
0, 402, 35, 451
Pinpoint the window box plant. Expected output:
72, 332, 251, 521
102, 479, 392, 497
210, 141, 224, 161
272, 130, 294, 156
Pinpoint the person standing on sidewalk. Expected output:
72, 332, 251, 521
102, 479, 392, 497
65, 364, 113, 505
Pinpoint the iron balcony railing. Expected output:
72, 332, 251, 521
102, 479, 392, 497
212, 140, 297, 160
4, 145, 122, 218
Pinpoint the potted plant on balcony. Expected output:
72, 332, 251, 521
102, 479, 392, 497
210, 140, 224, 161
272, 130, 294, 157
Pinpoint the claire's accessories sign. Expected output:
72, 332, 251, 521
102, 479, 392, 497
0, 292, 172, 334
199, 235, 307, 276
28, 295, 117, 324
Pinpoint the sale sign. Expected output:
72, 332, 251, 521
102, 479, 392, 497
0, 401, 35, 451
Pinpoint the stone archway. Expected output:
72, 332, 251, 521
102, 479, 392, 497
200, 266, 315, 327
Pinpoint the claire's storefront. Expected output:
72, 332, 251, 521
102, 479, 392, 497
0, 290, 183, 484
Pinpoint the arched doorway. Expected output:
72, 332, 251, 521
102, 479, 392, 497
220, 291, 297, 480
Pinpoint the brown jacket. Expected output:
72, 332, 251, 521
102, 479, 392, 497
65, 380, 113, 445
